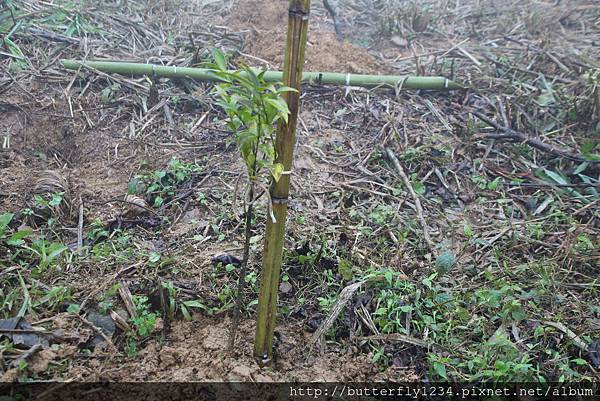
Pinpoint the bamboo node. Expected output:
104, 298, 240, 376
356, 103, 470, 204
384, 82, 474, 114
288, 6, 309, 18
271, 196, 289, 205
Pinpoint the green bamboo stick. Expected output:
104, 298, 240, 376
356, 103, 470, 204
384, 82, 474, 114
253, 0, 311, 365
61, 59, 463, 90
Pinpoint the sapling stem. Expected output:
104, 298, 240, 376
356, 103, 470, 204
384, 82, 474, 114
228, 184, 254, 352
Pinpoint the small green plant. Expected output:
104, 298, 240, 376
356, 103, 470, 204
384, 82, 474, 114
38, 5, 102, 37
99, 283, 122, 315
0, 213, 32, 251
87, 219, 110, 243
3, 37, 28, 71
317, 295, 337, 312
128, 157, 202, 207
207, 49, 294, 183
369, 204, 396, 226
33, 286, 72, 313
381, 1, 433, 36
0, 287, 21, 319
162, 281, 180, 321
101, 82, 121, 103
22, 238, 68, 275
471, 175, 502, 191
129, 295, 157, 337
206, 48, 294, 350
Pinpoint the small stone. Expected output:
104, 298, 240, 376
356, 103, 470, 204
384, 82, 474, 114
152, 317, 164, 333
231, 365, 253, 378
85, 311, 115, 350
391, 35, 408, 47
279, 281, 293, 294
124, 195, 149, 215
253, 373, 273, 382
159, 346, 178, 367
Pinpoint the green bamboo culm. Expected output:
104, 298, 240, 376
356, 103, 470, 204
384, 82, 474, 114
253, 0, 311, 366
61, 60, 463, 90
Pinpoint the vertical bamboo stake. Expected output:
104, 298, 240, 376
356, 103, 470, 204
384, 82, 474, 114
254, 0, 311, 364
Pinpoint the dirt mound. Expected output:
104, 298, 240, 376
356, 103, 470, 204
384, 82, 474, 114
222, 0, 389, 73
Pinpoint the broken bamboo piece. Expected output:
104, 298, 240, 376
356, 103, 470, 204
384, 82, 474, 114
61, 59, 463, 90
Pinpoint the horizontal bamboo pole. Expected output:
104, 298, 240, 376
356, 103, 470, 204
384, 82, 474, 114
61, 59, 463, 90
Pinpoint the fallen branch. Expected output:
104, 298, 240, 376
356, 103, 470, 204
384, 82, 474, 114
384, 147, 435, 251
118, 281, 137, 319
8, 344, 42, 369
307, 280, 365, 354
356, 333, 431, 349
541, 320, 588, 352
472, 111, 599, 164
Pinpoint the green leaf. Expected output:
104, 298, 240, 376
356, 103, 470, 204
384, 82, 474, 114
487, 177, 501, 190
47, 243, 68, 261
7, 229, 32, 246
277, 86, 298, 93
181, 304, 192, 320
384, 270, 393, 285
265, 98, 290, 123
49, 192, 63, 207
581, 140, 596, 155
338, 258, 353, 281
34, 194, 48, 207
100, 86, 112, 103
67, 303, 80, 314
271, 162, 284, 182
573, 162, 589, 175
435, 250, 456, 275
184, 300, 208, 310
17, 272, 30, 318
127, 177, 140, 194
433, 361, 448, 380
3, 37, 28, 70
211, 48, 227, 71
463, 223, 473, 238
148, 252, 161, 263
412, 179, 425, 195
0, 212, 14, 236
543, 168, 569, 185
245, 67, 261, 87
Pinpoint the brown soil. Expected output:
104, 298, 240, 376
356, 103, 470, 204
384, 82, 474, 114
222, 0, 390, 73
69, 317, 415, 381
0, 100, 140, 216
